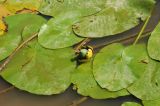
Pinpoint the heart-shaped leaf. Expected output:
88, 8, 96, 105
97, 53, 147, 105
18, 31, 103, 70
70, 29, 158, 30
73, 0, 155, 37
93, 43, 136, 91
71, 61, 129, 99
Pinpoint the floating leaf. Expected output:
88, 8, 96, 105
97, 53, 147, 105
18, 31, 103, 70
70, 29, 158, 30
147, 22, 160, 61
123, 44, 160, 100
0, 14, 46, 61
93, 43, 136, 91
3, 0, 42, 13
39, 0, 105, 17
73, 0, 155, 37
121, 102, 141, 106
122, 44, 149, 78
128, 59, 160, 100
38, 11, 83, 49
1, 41, 76, 95
143, 100, 160, 106
71, 61, 129, 99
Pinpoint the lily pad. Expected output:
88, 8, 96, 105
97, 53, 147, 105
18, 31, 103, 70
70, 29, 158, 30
123, 44, 160, 100
147, 22, 160, 61
128, 59, 160, 100
71, 61, 129, 99
73, 0, 155, 37
122, 44, 149, 78
143, 100, 160, 106
93, 43, 136, 91
39, 0, 105, 17
0, 14, 46, 61
121, 102, 141, 106
1, 40, 76, 95
38, 11, 83, 49
3, 0, 41, 13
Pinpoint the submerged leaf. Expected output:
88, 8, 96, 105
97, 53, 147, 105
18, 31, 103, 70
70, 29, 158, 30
1, 41, 76, 95
71, 61, 129, 99
121, 102, 141, 106
38, 11, 83, 49
39, 0, 105, 17
73, 0, 155, 37
93, 43, 136, 91
148, 22, 160, 61
0, 14, 46, 61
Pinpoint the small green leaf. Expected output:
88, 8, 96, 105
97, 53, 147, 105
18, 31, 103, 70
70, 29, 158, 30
148, 22, 160, 61
93, 43, 136, 91
0, 14, 46, 61
73, 0, 155, 37
71, 61, 129, 99
38, 11, 83, 49
121, 102, 141, 106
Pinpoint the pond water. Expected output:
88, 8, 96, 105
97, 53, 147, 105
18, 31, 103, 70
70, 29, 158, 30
0, 1, 160, 106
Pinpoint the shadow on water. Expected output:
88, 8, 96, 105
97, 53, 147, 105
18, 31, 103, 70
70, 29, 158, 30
0, 1, 160, 106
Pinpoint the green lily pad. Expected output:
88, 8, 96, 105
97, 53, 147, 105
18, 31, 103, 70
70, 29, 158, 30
143, 100, 160, 106
1, 40, 76, 95
123, 44, 160, 100
0, 14, 46, 61
71, 61, 129, 99
122, 44, 149, 78
128, 59, 160, 100
121, 102, 141, 106
148, 22, 160, 61
93, 43, 136, 91
73, 0, 155, 37
39, 0, 105, 17
38, 11, 83, 49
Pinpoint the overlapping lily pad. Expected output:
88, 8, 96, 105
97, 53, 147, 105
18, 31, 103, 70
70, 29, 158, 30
1, 40, 76, 95
122, 44, 149, 78
128, 58, 160, 100
73, 0, 155, 37
148, 22, 160, 61
0, 14, 46, 61
39, 0, 105, 17
71, 61, 129, 99
93, 43, 136, 91
38, 11, 83, 49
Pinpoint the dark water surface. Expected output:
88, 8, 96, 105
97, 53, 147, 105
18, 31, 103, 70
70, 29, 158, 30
0, 1, 160, 106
